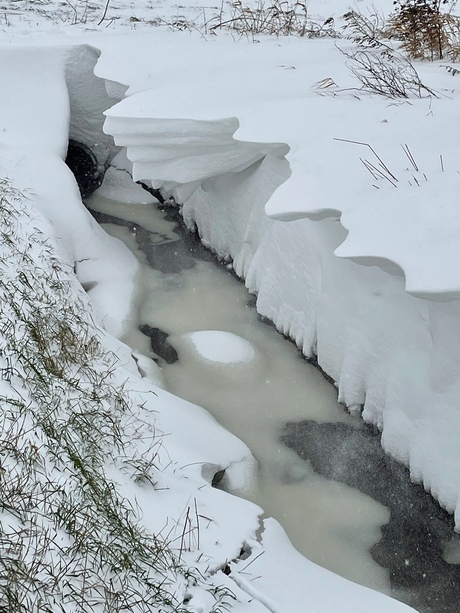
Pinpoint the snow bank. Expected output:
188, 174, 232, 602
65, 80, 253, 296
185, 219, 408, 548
0, 43, 136, 337
94, 30, 460, 532
0, 171, 264, 611
232, 518, 409, 613
104, 107, 290, 204
183, 141, 460, 528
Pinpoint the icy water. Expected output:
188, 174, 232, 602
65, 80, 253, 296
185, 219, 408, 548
88, 193, 460, 613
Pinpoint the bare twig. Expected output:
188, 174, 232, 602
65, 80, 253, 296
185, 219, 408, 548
401, 143, 419, 171
97, 0, 111, 26
334, 138, 398, 182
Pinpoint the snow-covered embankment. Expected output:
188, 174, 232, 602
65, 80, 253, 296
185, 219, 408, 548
96, 34, 460, 532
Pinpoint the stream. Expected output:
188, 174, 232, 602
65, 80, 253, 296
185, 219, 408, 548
86, 190, 460, 613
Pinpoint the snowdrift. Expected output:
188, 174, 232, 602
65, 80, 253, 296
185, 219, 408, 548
94, 33, 460, 533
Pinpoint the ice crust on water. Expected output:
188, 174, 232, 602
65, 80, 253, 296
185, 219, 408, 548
182, 331, 256, 365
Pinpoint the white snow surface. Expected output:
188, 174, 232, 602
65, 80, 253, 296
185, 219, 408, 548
0, 35, 416, 613
0, 43, 137, 338
3, 0, 460, 611
183, 331, 256, 364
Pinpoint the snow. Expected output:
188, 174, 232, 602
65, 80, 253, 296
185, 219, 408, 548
232, 518, 405, 613
2, 0, 459, 611
0, 44, 138, 337
96, 31, 460, 299
182, 331, 256, 364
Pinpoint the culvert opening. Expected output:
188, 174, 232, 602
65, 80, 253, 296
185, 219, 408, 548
65, 139, 106, 199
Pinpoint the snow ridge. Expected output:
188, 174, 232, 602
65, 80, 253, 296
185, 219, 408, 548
104, 109, 290, 207
99, 50, 460, 535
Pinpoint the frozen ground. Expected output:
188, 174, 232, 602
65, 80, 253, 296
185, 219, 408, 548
1, 0, 459, 611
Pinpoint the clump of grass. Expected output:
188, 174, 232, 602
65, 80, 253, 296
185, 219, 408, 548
2, 0, 101, 26
340, 46, 438, 98
344, 2, 460, 62
342, 8, 390, 48
0, 178, 232, 612
389, 0, 460, 61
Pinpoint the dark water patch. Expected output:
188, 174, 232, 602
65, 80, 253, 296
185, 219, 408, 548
86, 204, 217, 273
86, 207, 175, 243
136, 181, 166, 204
136, 227, 196, 273
281, 420, 460, 612
154, 201, 225, 267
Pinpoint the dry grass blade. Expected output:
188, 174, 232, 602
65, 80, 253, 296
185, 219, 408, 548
401, 143, 419, 171
334, 138, 398, 183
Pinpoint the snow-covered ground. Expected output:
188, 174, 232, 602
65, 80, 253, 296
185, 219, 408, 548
2, 0, 460, 610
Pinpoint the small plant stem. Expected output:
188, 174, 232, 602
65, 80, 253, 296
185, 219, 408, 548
334, 138, 398, 182
194, 498, 200, 551
401, 143, 419, 171
179, 507, 190, 562
97, 0, 111, 26
365, 159, 398, 187
360, 157, 380, 180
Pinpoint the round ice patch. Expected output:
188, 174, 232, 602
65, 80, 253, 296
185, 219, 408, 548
184, 331, 255, 365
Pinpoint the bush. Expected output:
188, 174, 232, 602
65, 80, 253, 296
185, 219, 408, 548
390, 0, 458, 60
209, 0, 337, 38
342, 46, 437, 97
341, 10, 437, 98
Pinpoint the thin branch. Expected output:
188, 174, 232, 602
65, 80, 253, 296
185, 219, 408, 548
97, 0, 111, 26
334, 138, 398, 182
401, 143, 419, 171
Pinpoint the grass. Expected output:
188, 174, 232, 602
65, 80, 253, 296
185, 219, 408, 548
1, 0, 340, 37
0, 178, 234, 612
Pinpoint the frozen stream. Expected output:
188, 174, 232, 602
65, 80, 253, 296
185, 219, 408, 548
87, 190, 460, 613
